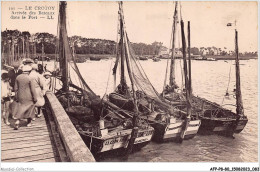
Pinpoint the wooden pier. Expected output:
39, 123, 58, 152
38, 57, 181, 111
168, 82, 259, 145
1, 113, 59, 162
1, 67, 96, 162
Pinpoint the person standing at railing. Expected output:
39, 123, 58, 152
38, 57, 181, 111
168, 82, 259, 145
43, 72, 52, 94
29, 64, 45, 118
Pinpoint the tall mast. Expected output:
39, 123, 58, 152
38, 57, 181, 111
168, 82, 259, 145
179, 20, 191, 142
59, 1, 69, 92
235, 30, 244, 117
119, 1, 139, 154
169, 1, 179, 89
188, 21, 192, 95
119, 3, 127, 92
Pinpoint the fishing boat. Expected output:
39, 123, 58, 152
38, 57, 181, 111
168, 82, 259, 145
193, 29, 248, 136
206, 57, 217, 61
109, 2, 198, 143
152, 57, 160, 62
162, 2, 247, 137
52, 1, 154, 156
74, 58, 86, 63
139, 56, 148, 60
194, 56, 205, 60
90, 56, 101, 61
161, 1, 201, 141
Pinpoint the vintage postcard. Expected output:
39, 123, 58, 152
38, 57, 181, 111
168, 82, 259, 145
1, 0, 258, 171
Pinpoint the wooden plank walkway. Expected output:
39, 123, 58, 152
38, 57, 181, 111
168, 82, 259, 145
1, 114, 60, 162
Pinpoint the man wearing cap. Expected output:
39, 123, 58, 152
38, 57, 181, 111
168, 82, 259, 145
12, 65, 37, 129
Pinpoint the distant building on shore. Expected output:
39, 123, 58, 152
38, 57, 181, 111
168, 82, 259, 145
158, 46, 169, 58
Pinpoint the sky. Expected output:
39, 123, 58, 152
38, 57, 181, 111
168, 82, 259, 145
1, 1, 258, 52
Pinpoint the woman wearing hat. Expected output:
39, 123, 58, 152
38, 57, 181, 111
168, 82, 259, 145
29, 64, 45, 118
43, 72, 52, 93
12, 65, 37, 129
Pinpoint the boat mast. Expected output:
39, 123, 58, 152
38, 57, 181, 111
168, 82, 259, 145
112, 13, 121, 90
59, 1, 69, 92
169, 1, 179, 90
179, 20, 191, 142
72, 41, 75, 57
188, 21, 192, 95
119, 3, 127, 94
235, 30, 244, 117
119, 1, 139, 154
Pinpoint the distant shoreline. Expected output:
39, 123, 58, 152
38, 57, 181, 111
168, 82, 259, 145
203, 55, 258, 60
2, 53, 257, 61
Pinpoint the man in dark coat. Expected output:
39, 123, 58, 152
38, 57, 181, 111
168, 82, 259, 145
8, 62, 22, 90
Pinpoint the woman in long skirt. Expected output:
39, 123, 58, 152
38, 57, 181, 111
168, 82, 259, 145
12, 65, 37, 129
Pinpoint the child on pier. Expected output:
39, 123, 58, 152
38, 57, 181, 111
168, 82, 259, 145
1, 72, 12, 125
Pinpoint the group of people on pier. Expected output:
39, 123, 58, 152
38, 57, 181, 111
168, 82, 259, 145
1, 58, 52, 129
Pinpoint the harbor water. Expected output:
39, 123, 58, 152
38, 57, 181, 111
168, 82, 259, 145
47, 58, 258, 162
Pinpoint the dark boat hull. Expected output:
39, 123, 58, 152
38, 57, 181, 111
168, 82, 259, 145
198, 117, 248, 136
90, 57, 101, 61
109, 92, 200, 143
164, 93, 248, 136
153, 58, 160, 62
139, 57, 148, 60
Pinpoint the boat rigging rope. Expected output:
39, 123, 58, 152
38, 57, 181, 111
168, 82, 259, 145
220, 61, 233, 106
102, 59, 114, 99
177, 20, 184, 92
113, 12, 120, 90
53, 1, 60, 93
69, 63, 81, 88
226, 63, 232, 95
163, 2, 175, 92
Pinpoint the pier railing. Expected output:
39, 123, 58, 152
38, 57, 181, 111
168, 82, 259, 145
45, 91, 96, 162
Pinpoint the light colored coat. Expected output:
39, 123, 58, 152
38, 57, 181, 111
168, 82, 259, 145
12, 73, 37, 119
29, 70, 45, 107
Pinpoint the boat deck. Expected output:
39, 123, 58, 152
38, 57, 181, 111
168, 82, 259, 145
1, 114, 60, 162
